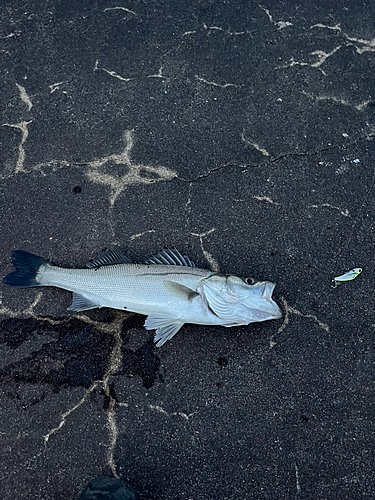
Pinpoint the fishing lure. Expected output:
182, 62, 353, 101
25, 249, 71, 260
332, 268, 362, 288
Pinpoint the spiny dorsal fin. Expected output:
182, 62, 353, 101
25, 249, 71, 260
144, 248, 196, 267
86, 249, 132, 268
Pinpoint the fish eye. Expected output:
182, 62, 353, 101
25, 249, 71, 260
245, 277, 255, 285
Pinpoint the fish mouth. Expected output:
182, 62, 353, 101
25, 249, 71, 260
253, 281, 282, 319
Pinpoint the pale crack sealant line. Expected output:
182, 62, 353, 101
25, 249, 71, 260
241, 131, 270, 157
259, 4, 293, 30
310, 23, 375, 54
129, 230, 156, 241
49, 81, 68, 93
149, 404, 196, 421
250, 197, 348, 213
43, 322, 191, 477
202, 23, 246, 36
1, 301, 193, 473
2, 120, 33, 173
16, 83, 32, 111
148, 66, 170, 81
0, 292, 42, 318
0, 287, 129, 334
95, 61, 171, 83
102, 328, 123, 478
253, 195, 280, 205
295, 464, 301, 494
103, 6, 137, 16
276, 46, 342, 76
270, 296, 329, 348
195, 75, 240, 88
43, 382, 100, 445
191, 228, 219, 272
94, 60, 134, 82
1, 84, 33, 173
183, 181, 193, 229
301, 90, 371, 111
182, 30, 197, 36
0, 157, 71, 180
34, 309, 127, 335
309, 204, 349, 217
276, 24, 375, 76
183, 24, 246, 36
1, 128, 177, 214
185, 182, 193, 213
85, 129, 177, 206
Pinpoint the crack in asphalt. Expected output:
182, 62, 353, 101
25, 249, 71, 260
180, 132, 375, 183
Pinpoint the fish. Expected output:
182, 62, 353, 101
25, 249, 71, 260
3, 248, 282, 347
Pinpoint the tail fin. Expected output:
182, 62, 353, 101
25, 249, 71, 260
3, 250, 50, 287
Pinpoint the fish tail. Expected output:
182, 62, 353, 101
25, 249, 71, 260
3, 250, 51, 287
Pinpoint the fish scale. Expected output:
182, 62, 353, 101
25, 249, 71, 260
42, 265, 210, 308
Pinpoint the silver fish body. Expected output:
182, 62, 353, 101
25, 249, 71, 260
3, 249, 282, 346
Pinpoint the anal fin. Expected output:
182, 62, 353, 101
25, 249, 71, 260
144, 313, 184, 347
67, 293, 101, 312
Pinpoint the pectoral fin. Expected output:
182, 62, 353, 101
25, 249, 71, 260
67, 293, 101, 311
163, 281, 199, 301
144, 313, 184, 347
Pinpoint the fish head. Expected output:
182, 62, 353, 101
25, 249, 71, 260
227, 275, 282, 322
200, 274, 282, 324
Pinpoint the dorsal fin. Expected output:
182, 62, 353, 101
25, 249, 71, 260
144, 248, 196, 267
86, 249, 132, 268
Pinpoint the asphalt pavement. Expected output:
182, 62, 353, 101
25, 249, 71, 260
0, 1, 374, 498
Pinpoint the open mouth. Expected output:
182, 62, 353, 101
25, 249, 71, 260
257, 282, 282, 318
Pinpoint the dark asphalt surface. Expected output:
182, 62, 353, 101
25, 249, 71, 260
1, 1, 375, 499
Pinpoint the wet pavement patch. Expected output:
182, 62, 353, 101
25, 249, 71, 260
0, 316, 162, 398
0, 317, 114, 391
120, 340, 161, 390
